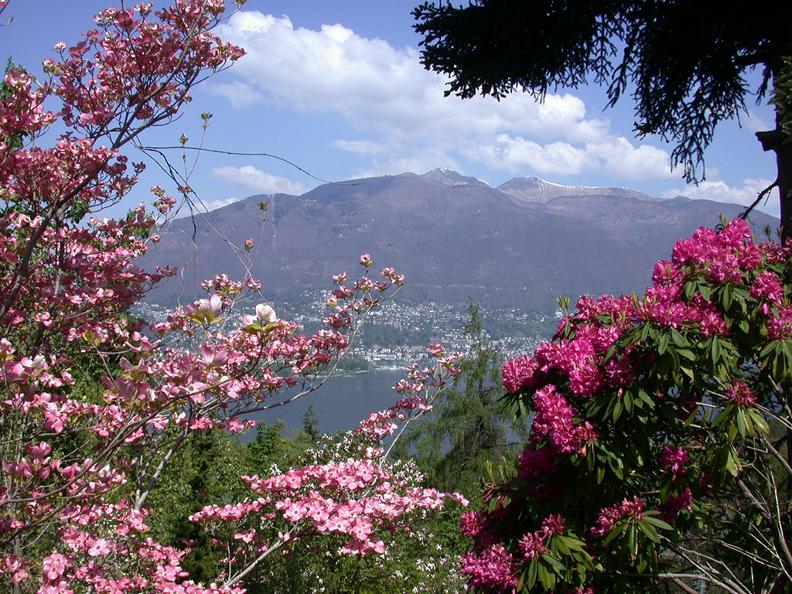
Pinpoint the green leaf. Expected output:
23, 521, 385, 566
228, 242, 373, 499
554, 537, 571, 556
726, 445, 741, 476
623, 392, 633, 414
722, 285, 732, 310
677, 349, 698, 361
749, 411, 770, 435
638, 521, 660, 543
627, 525, 638, 558
644, 516, 673, 531
538, 563, 555, 590
557, 535, 586, 552
603, 523, 624, 545
736, 408, 748, 438
527, 558, 538, 588
710, 336, 721, 362
542, 553, 566, 574
657, 332, 669, 355
670, 328, 689, 347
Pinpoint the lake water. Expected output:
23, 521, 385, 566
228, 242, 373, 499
248, 369, 406, 435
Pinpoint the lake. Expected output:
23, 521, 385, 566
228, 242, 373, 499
248, 369, 406, 435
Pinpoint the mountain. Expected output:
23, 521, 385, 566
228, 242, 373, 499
498, 176, 650, 204
417, 167, 491, 188
142, 170, 777, 310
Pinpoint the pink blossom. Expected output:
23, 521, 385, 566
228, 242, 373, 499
659, 446, 689, 478
591, 497, 645, 538
502, 354, 538, 393
750, 271, 784, 302
460, 544, 518, 593
724, 381, 757, 407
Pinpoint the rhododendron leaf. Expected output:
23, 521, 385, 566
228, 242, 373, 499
527, 558, 538, 588
725, 445, 741, 476
554, 537, 571, 556
643, 516, 673, 531
678, 349, 697, 361
657, 332, 669, 355
627, 525, 638, 558
602, 523, 624, 545
710, 336, 721, 361
623, 392, 634, 414
671, 329, 689, 348
538, 562, 555, 589
736, 408, 748, 437
638, 520, 660, 543
748, 411, 769, 435
541, 552, 565, 573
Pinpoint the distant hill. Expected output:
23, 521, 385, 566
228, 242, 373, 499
142, 169, 777, 310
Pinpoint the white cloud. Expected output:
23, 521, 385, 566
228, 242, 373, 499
585, 138, 675, 179
467, 135, 587, 176
466, 134, 674, 179
201, 196, 241, 211
663, 177, 779, 214
352, 148, 461, 179
218, 11, 674, 180
744, 110, 772, 133
206, 81, 264, 109
212, 165, 309, 195
333, 139, 387, 155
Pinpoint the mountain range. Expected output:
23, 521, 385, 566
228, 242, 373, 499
141, 169, 777, 310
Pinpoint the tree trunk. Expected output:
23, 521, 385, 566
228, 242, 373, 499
756, 58, 792, 499
775, 139, 792, 240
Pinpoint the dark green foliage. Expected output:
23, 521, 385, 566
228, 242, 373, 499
413, 0, 791, 183
146, 424, 311, 584
301, 407, 320, 443
393, 302, 526, 502
145, 429, 249, 582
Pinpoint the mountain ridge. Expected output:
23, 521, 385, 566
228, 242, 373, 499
143, 170, 776, 310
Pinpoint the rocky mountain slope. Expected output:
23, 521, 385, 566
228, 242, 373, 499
142, 169, 776, 310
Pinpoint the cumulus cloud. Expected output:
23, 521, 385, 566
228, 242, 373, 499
212, 165, 309, 195
466, 134, 674, 179
200, 196, 241, 212
585, 138, 675, 179
467, 135, 587, 176
206, 81, 264, 109
663, 177, 779, 214
217, 11, 674, 180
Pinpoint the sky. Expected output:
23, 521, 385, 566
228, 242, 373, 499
1, 1, 781, 216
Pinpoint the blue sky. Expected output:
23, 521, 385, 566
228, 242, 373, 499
2, 1, 781, 216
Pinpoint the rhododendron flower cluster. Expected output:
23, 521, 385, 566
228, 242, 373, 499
590, 497, 645, 538
459, 218, 792, 592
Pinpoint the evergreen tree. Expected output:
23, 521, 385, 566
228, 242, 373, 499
394, 302, 526, 501
413, 0, 792, 232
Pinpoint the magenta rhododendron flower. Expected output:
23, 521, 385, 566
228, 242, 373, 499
725, 381, 758, 407
659, 446, 689, 478
502, 354, 538, 394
